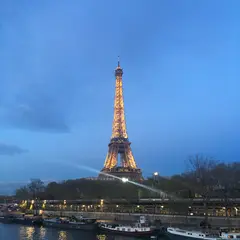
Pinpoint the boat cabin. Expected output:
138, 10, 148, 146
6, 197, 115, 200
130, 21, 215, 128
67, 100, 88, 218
220, 232, 240, 239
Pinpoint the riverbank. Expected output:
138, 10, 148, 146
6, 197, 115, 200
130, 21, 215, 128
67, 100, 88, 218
1, 210, 239, 227
43, 211, 239, 227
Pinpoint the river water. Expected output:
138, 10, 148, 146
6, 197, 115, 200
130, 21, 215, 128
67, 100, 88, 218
0, 223, 162, 240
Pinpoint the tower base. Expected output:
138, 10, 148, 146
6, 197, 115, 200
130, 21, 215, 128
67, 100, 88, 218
98, 167, 143, 181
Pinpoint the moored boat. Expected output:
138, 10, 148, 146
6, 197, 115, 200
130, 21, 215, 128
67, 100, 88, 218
0, 215, 43, 226
219, 228, 240, 240
99, 216, 157, 237
167, 227, 218, 240
43, 215, 97, 231
166, 227, 240, 240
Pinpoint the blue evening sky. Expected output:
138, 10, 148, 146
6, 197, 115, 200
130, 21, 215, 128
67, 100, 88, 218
0, 0, 239, 191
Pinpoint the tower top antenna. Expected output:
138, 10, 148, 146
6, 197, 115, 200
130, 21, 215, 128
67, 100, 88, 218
117, 56, 120, 67
115, 56, 123, 76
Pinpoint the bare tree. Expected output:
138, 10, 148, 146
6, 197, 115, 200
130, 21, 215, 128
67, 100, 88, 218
212, 162, 240, 218
27, 179, 45, 215
15, 186, 31, 200
28, 179, 45, 195
186, 154, 218, 227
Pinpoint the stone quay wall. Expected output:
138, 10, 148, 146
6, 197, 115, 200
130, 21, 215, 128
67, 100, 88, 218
43, 211, 240, 227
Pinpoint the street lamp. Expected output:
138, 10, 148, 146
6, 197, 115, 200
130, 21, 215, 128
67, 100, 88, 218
152, 172, 159, 198
153, 172, 159, 182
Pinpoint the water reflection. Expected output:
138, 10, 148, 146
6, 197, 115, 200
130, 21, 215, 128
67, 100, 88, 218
59, 230, 67, 240
39, 227, 46, 239
19, 226, 36, 240
18, 225, 99, 240
26, 227, 35, 239
97, 234, 107, 240
10, 225, 150, 240
96, 234, 143, 240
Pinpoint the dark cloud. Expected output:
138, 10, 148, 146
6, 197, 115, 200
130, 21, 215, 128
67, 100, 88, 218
5, 104, 69, 133
3, 88, 70, 133
0, 143, 27, 156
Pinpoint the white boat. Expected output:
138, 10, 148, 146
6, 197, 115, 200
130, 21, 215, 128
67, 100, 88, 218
167, 227, 240, 240
99, 216, 156, 237
219, 228, 240, 240
167, 227, 217, 240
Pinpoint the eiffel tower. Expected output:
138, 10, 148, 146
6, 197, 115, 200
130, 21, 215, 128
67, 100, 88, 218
99, 58, 143, 181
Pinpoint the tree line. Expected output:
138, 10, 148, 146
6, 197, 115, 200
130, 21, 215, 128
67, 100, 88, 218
15, 155, 240, 201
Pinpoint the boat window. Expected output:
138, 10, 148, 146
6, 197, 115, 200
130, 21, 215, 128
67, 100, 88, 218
188, 233, 192, 235
228, 236, 233, 239
236, 236, 240, 238
128, 229, 131, 231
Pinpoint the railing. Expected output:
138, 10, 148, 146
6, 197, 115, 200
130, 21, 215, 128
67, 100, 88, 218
15, 198, 240, 204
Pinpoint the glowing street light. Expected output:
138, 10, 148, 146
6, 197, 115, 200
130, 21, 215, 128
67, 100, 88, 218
153, 172, 159, 186
121, 177, 128, 183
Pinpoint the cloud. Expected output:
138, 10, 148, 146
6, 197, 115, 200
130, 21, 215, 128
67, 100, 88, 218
0, 181, 29, 195
5, 103, 69, 133
0, 143, 27, 156
1, 88, 70, 133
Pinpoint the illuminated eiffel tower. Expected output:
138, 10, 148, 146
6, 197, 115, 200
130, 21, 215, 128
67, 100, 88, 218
99, 58, 143, 181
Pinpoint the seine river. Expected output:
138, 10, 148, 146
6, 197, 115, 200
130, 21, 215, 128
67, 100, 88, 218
0, 223, 160, 240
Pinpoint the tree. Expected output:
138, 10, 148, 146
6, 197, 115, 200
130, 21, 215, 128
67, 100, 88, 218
211, 162, 240, 217
185, 154, 218, 226
14, 161, 239, 204
27, 179, 45, 198
186, 154, 218, 194
15, 186, 31, 200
